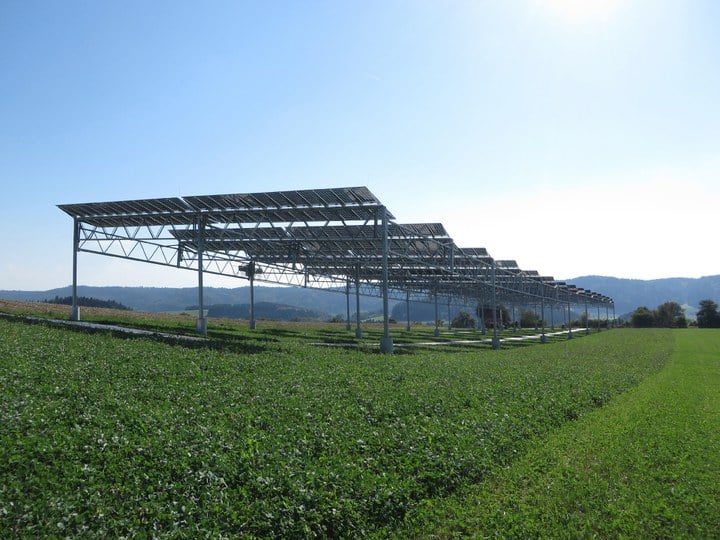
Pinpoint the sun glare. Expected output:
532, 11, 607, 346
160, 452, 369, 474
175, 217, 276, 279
541, 0, 626, 25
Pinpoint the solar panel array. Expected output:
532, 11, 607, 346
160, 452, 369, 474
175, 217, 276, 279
58, 186, 613, 341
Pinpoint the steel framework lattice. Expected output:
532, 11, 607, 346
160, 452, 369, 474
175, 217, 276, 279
58, 186, 614, 352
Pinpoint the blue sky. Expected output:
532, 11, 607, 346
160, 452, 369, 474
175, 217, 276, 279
2, 0, 719, 290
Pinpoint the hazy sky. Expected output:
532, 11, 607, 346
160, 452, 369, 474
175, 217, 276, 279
2, 0, 719, 290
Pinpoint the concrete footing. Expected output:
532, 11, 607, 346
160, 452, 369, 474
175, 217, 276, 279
196, 317, 207, 335
380, 336, 394, 354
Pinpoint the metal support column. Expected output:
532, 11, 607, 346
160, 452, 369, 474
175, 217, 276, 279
248, 261, 256, 330
447, 245, 454, 332
195, 216, 207, 335
434, 290, 440, 337
540, 289, 547, 343
447, 296, 452, 330
479, 295, 486, 335
70, 218, 80, 321
491, 261, 500, 349
585, 298, 590, 335
406, 290, 411, 332
355, 263, 362, 339
379, 206, 393, 354
345, 278, 352, 331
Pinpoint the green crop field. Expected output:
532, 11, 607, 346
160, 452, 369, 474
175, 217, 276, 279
0, 305, 716, 538
403, 328, 720, 538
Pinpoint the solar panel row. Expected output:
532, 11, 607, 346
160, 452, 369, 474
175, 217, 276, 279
58, 186, 614, 329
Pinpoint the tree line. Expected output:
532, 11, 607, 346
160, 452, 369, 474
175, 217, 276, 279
44, 295, 132, 311
695, 299, 720, 328
630, 299, 720, 328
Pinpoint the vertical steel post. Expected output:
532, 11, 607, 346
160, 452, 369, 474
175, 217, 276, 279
249, 262, 256, 330
585, 297, 590, 335
346, 278, 352, 331
406, 290, 411, 332
70, 218, 80, 321
491, 261, 500, 349
434, 290, 440, 337
447, 296, 452, 330
196, 216, 207, 335
540, 285, 547, 343
379, 206, 393, 354
479, 296, 486, 335
355, 263, 362, 339
447, 245, 454, 332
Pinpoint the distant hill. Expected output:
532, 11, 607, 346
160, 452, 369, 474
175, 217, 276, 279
0, 285, 385, 320
2, 275, 719, 322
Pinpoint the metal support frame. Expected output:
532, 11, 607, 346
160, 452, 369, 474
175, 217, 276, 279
58, 187, 614, 351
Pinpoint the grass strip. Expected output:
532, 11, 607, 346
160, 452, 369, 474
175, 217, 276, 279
405, 328, 720, 538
